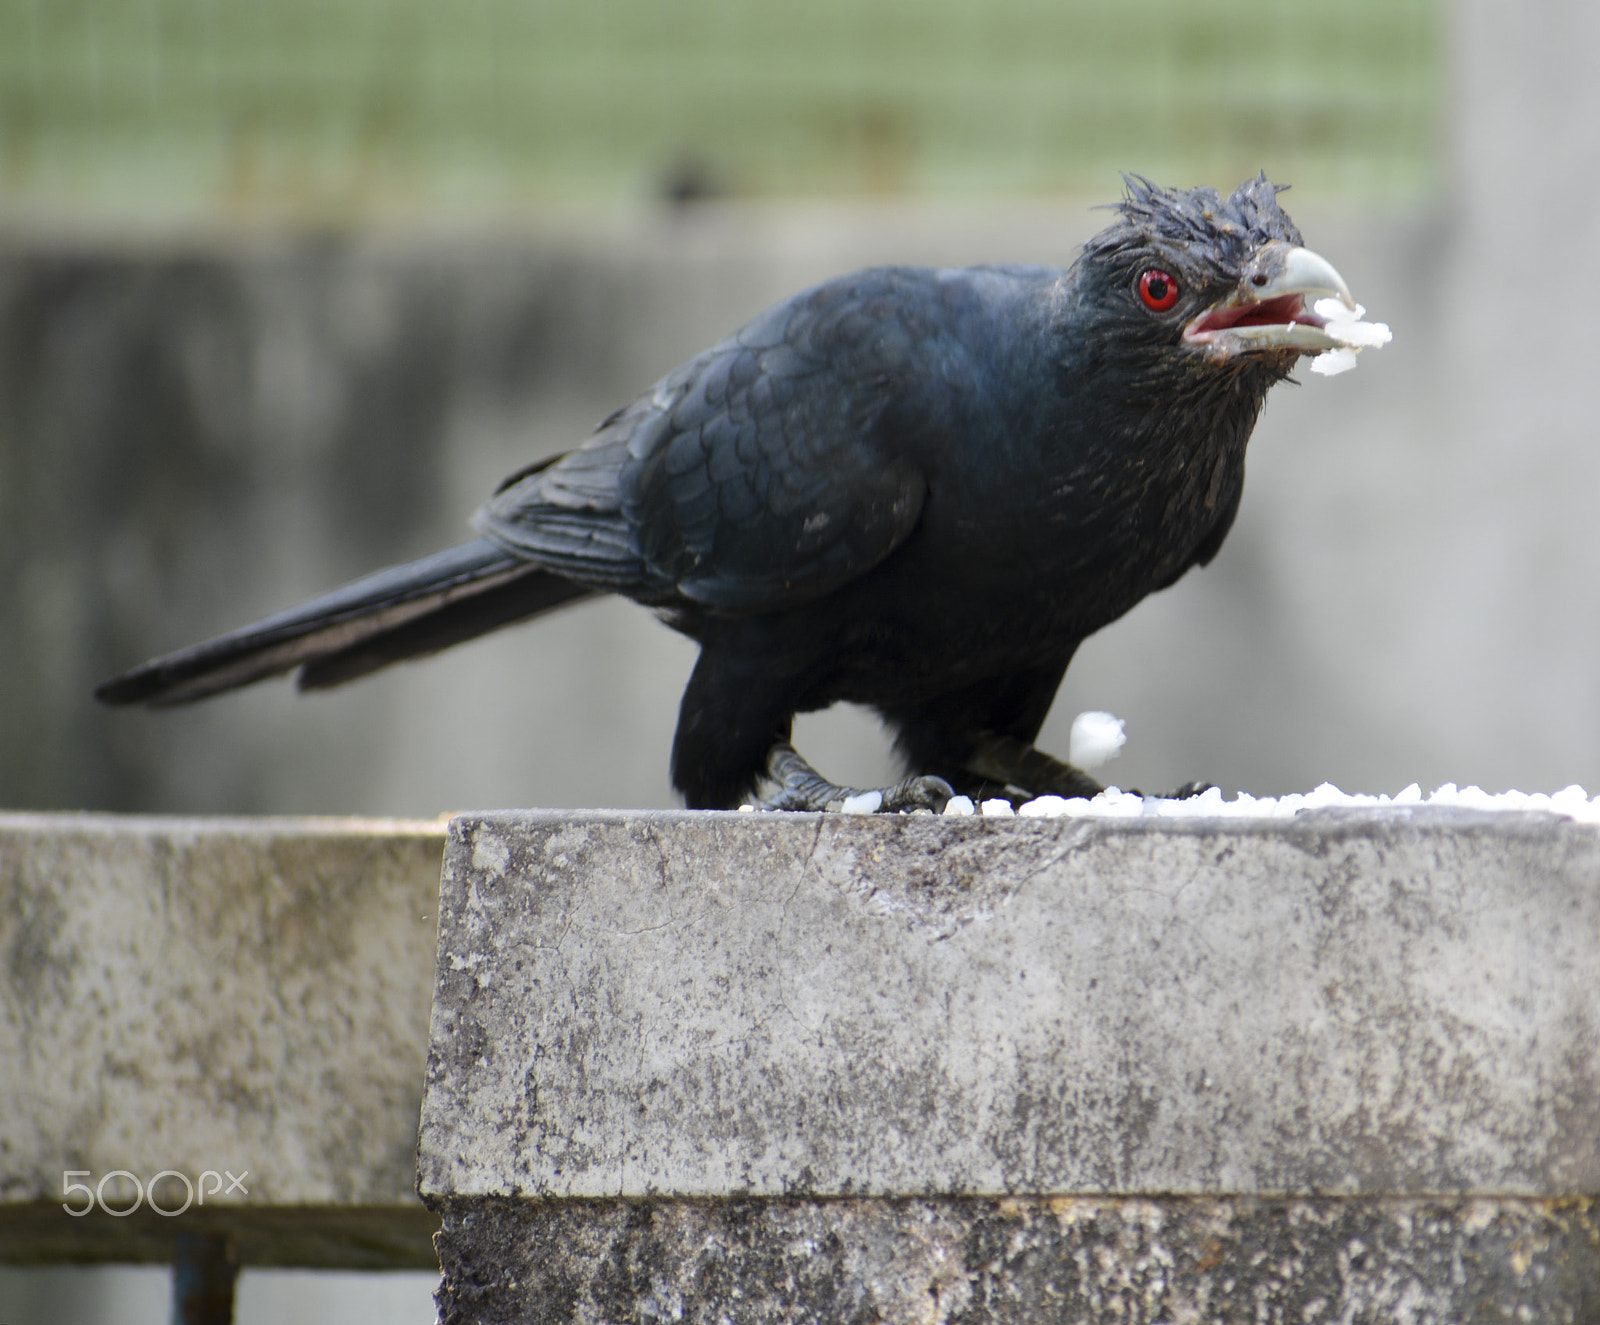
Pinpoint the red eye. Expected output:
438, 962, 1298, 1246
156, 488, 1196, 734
1138, 269, 1180, 312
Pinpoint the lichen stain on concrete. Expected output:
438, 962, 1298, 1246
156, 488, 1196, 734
3, 814, 445, 1219
2, 871, 76, 1025
430, 1195, 1600, 1325
472, 830, 512, 880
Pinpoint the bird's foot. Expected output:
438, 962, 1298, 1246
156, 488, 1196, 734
1118, 779, 1217, 799
757, 742, 953, 814
960, 732, 1217, 805
1163, 780, 1216, 800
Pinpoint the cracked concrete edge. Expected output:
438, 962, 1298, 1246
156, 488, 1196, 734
0, 812, 447, 1264
419, 808, 1600, 1201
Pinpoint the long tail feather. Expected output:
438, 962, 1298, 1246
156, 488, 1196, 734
95, 539, 593, 707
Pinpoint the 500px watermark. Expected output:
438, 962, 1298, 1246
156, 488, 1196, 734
62, 1169, 249, 1217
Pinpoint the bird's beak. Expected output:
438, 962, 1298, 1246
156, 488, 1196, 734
1183, 243, 1362, 357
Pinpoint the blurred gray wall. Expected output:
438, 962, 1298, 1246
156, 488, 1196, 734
4, 6, 1600, 818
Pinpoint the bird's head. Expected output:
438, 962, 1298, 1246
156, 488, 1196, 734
1072, 174, 1360, 384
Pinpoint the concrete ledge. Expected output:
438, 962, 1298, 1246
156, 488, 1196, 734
421, 809, 1600, 1199
0, 812, 446, 1267
418, 809, 1600, 1322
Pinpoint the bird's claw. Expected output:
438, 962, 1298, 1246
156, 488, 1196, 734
758, 742, 953, 814
876, 774, 955, 814
1125, 780, 1217, 801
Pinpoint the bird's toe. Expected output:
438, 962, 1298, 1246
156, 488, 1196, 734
1163, 780, 1217, 800
879, 775, 955, 815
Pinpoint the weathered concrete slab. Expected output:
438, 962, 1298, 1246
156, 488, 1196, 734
0, 812, 446, 1267
419, 809, 1600, 1203
420, 809, 1600, 1321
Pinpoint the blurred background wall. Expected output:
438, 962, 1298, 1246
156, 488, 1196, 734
5, 0, 1600, 1317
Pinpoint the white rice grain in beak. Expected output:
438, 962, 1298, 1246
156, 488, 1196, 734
1310, 347, 1360, 377
1069, 710, 1126, 769
1309, 296, 1391, 375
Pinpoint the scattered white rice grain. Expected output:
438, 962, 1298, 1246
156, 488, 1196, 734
1155, 784, 1228, 816
1552, 784, 1590, 811
1089, 788, 1146, 817
1302, 782, 1352, 808
998, 781, 1600, 824
942, 795, 976, 816
838, 789, 883, 815
738, 803, 756, 811
980, 798, 1015, 817
1069, 710, 1126, 769
1017, 795, 1072, 817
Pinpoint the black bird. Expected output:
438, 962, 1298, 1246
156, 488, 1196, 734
98, 175, 1368, 812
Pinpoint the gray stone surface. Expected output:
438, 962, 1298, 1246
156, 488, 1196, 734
0, 812, 446, 1266
419, 809, 1600, 1204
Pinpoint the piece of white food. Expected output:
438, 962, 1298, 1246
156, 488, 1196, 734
1069, 710, 1126, 770
1310, 297, 1391, 376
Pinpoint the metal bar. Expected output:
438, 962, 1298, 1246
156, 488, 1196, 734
170, 1233, 238, 1325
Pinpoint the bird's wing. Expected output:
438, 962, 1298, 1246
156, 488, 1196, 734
476, 270, 937, 611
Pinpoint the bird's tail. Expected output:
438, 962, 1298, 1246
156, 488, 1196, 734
95, 539, 596, 707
